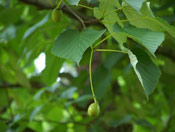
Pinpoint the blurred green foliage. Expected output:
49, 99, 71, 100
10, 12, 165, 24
0, 0, 175, 132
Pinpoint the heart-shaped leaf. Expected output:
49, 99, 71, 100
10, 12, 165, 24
52, 28, 105, 64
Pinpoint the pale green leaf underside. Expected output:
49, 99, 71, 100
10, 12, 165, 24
122, 3, 175, 39
67, 0, 80, 6
23, 15, 49, 39
52, 28, 105, 64
113, 23, 164, 55
128, 48, 161, 98
125, 0, 146, 12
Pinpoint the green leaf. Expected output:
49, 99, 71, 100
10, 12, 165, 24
65, 94, 92, 107
93, 0, 127, 44
128, 48, 161, 98
93, 66, 112, 100
0, 25, 16, 42
42, 50, 64, 86
30, 105, 43, 121
52, 28, 105, 64
113, 23, 165, 55
0, 7, 23, 24
104, 52, 123, 70
125, 0, 146, 12
23, 15, 49, 39
122, 2, 175, 39
109, 115, 131, 127
0, 122, 7, 132
34, 88, 46, 100
44, 105, 63, 121
60, 87, 77, 99
67, 0, 80, 6
134, 119, 156, 131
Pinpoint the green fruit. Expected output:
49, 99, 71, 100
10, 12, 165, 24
52, 9, 62, 22
88, 102, 100, 117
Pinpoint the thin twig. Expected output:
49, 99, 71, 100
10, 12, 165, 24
63, 1, 86, 29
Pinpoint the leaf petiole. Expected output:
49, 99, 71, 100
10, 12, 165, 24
94, 49, 128, 54
78, 4, 93, 10
103, 7, 123, 18
94, 33, 113, 48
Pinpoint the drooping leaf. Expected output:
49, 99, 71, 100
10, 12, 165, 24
128, 48, 161, 98
125, 0, 146, 12
52, 28, 105, 64
113, 23, 165, 55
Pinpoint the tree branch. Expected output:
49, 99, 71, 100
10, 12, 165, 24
63, 1, 86, 29
19, 0, 101, 27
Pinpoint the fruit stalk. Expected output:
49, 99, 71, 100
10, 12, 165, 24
89, 48, 97, 103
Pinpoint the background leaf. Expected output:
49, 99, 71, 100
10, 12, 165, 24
67, 0, 80, 6
42, 49, 64, 86
23, 15, 49, 39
